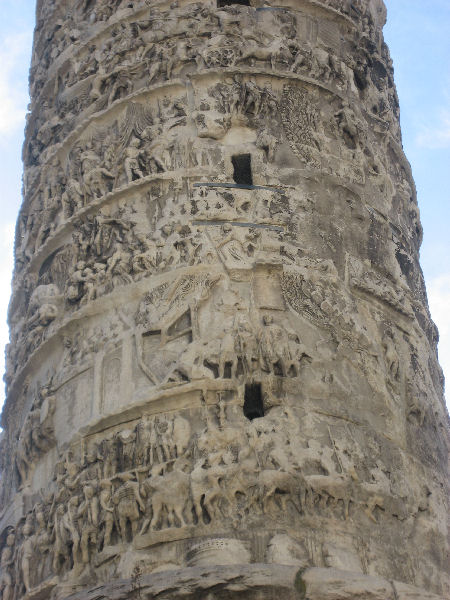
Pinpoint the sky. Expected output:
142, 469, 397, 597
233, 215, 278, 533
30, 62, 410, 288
0, 0, 448, 410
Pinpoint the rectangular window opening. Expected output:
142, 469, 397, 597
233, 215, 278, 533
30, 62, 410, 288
243, 383, 264, 420
232, 154, 253, 186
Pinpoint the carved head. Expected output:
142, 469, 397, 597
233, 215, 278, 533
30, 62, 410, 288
263, 314, 274, 326
174, 457, 190, 473
68, 496, 79, 508
22, 521, 33, 537
66, 462, 80, 477
6, 532, 15, 546
84, 485, 95, 500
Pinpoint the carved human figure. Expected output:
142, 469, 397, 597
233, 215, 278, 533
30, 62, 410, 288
33, 503, 51, 581
112, 473, 145, 542
66, 261, 89, 303
83, 164, 114, 199
0, 531, 15, 600
141, 120, 166, 173
158, 225, 182, 268
61, 178, 84, 217
148, 419, 163, 466
78, 485, 99, 564
80, 447, 101, 484
15, 421, 32, 487
383, 329, 400, 381
108, 67, 133, 105
52, 505, 70, 573
155, 417, 172, 462
107, 246, 133, 285
33, 384, 56, 451
172, 414, 191, 458
100, 436, 119, 479
132, 234, 158, 274
256, 128, 278, 162
99, 480, 115, 547
235, 314, 257, 375
124, 137, 145, 183
257, 314, 292, 376
118, 430, 136, 471
19, 520, 34, 593
89, 64, 108, 102
59, 496, 82, 570
217, 224, 250, 269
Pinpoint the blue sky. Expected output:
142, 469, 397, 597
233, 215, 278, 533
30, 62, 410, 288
0, 1, 448, 408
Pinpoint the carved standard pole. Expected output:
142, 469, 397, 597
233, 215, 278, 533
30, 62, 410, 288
0, 0, 448, 598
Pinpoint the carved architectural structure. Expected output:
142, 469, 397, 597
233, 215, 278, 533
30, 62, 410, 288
0, 0, 449, 598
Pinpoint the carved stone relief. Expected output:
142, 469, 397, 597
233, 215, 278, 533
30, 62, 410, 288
2, 0, 448, 599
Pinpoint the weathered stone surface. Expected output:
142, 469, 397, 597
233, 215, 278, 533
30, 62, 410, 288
303, 568, 395, 600
56, 566, 448, 600
0, 0, 448, 599
392, 581, 446, 600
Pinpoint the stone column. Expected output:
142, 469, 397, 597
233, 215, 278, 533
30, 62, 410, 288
0, 0, 448, 598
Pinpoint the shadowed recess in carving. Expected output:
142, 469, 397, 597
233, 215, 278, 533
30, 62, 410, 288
193, 183, 286, 193
217, 0, 250, 7
243, 383, 264, 420
232, 154, 253, 186
192, 220, 284, 232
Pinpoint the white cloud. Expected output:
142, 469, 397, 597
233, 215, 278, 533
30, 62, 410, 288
427, 273, 450, 403
0, 31, 32, 137
416, 108, 450, 150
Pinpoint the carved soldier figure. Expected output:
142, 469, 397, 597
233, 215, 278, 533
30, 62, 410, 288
235, 314, 257, 376
155, 416, 172, 462
142, 120, 166, 173
89, 64, 108, 102
53, 496, 81, 572
15, 420, 33, 487
99, 480, 115, 548
112, 473, 145, 542
78, 485, 99, 564
117, 429, 136, 471
148, 419, 162, 466
19, 519, 34, 593
132, 233, 158, 274
83, 164, 114, 199
0, 530, 15, 600
80, 446, 101, 484
124, 137, 145, 183
383, 328, 400, 382
61, 178, 84, 217
33, 503, 52, 582
257, 314, 292, 376
66, 261, 88, 303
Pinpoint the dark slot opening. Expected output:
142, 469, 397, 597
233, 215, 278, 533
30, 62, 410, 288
243, 383, 264, 420
218, 0, 250, 6
232, 154, 253, 185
